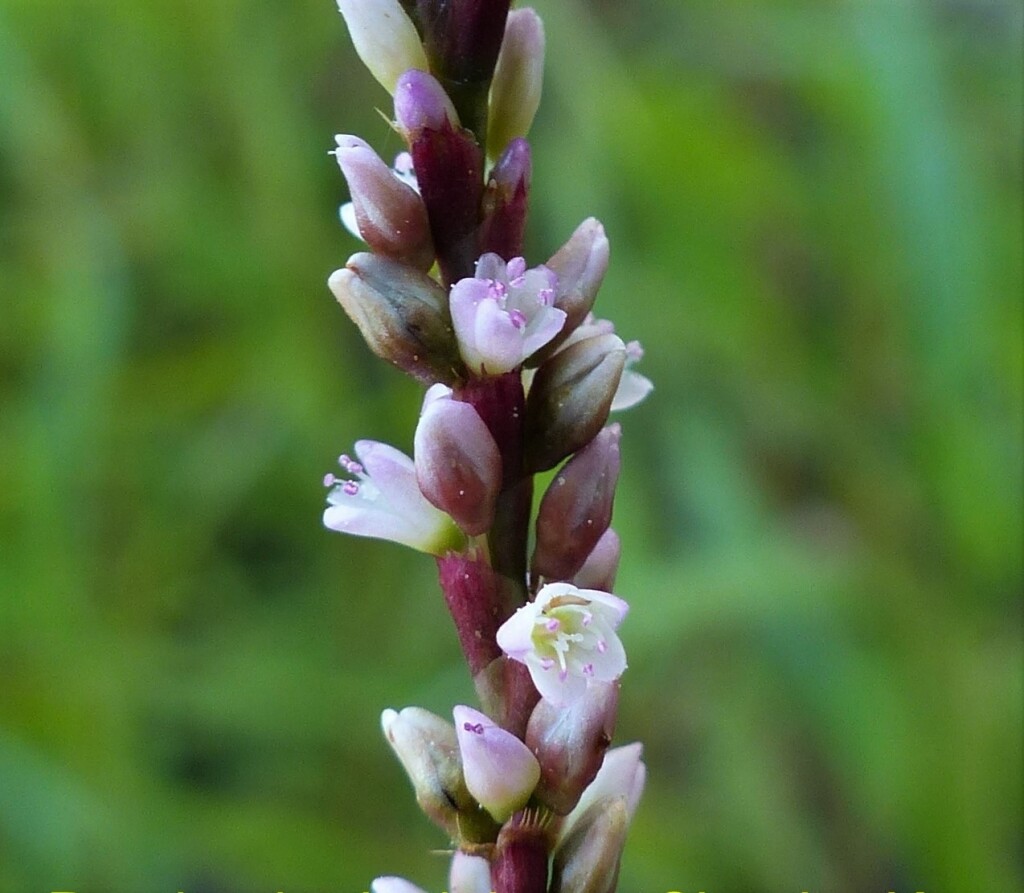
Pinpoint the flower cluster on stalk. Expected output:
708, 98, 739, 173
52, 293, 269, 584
323, 2, 652, 890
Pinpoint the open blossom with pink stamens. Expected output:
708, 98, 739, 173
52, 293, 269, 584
322, 441, 462, 554
496, 582, 629, 707
450, 253, 567, 375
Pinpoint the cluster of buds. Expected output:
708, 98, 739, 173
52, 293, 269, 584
324, 2, 652, 891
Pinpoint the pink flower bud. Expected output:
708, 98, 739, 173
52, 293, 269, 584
479, 137, 532, 261
333, 135, 434, 271
453, 705, 540, 822
532, 424, 621, 581
415, 385, 502, 535
523, 332, 626, 472
394, 69, 460, 140
530, 218, 610, 363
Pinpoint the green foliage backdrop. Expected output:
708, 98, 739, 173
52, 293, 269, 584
1, 1, 1021, 890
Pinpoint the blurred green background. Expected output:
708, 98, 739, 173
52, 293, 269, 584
1, 0, 1021, 890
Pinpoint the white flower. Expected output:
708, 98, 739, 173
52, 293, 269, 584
496, 582, 628, 707
322, 440, 463, 554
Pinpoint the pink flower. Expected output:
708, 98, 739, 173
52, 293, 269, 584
450, 254, 566, 375
323, 441, 462, 554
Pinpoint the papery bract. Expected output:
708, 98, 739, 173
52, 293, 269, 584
496, 582, 628, 707
323, 441, 463, 554
451, 254, 566, 375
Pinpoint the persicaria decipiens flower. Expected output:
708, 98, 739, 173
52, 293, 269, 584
496, 582, 628, 707
451, 253, 567, 375
322, 441, 462, 554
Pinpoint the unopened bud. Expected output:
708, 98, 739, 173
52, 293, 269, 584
523, 333, 626, 473
333, 136, 434, 270
479, 137, 531, 260
394, 69, 460, 141
532, 424, 621, 581
449, 851, 493, 893
454, 704, 540, 822
526, 681, 619, 815
337, 0, 428, 95
558, 743, 645, 847
573, 527, 621, 592
487, 8, 545, 161
371, 879, 427, 893
415, 385, 501, 535
530, 219, 610, 363
550, 797, 629, 893
328, 252, 464, 385
381, 707, 474, 838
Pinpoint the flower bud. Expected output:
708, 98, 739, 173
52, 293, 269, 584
381, 707, 475, 838
449, 851, 493, 893
333, 136, 434, 271
526, 681, 619, 815
479, 137, 531, 261
573, 527, 621, 593
394, 69, 460, 140
558, 743, 645, 847
337, 0, 428, 95
453, 704, 540, 822
529, 219, 610, 364
328, 252, 464, 385
415, 385, 501, 535
550, 797, 629, 893
371, 879, 428, 893
532, 424, 621, 582
523, 333, 626, 473
487, 8, 545, 160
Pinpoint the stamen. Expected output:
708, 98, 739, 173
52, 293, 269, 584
509, 309, 527, 330
582, 663, 595, 677
545, 618, 560, 632
463, 721, 485, 735
488, 279, 508, 300
537, 287, 554, 306
323, 473, 337, 487
342, 480, 360, 496
507, 257, 527, 278
626, 339, 644, 362
596, 639, 607, 654
539, 657, 555, 671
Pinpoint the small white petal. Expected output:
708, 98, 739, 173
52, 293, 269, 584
611, 368, 654, 412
